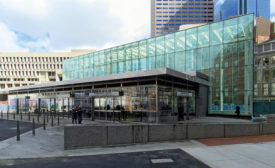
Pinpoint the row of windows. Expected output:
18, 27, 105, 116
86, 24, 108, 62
156, 3, 211, 5
156, 11, 213, 14
156, 23, 182, 26
156, 15, 209, 18
255, 68, 275, 83
156, 27, 179, 30
0, 83, 32, 89
0, 77, 38, 82
0, 63, 62, 69
156, 0, 211, 2
254, 83, 275, 96
156, 19, 210, 22
156, 7, 212, 10
0, 71, 40, 76
0, 57, 69, 63
255, 42, 275, 53
0, 71, 57, 77
255, 56, 275, 66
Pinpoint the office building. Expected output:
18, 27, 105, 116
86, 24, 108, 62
0, 49, 95, 90
254, 39, 275, 116
7, 14, 254, 123
215, 0, 270, 21
151, 0, 214, 37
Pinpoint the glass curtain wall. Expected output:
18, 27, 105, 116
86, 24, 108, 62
63, 14, 254, 115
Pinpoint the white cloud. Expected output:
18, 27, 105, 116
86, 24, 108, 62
0, 22, 28, 52
0, 0, 50, 19
215, 0, 226, 6
0, 0, 150, 52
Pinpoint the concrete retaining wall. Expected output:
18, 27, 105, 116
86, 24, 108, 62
64, 122, 275, 149
187, 124, 224, 139
225, 123, 261, 137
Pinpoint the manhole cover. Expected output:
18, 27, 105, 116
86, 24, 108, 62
151, 158, 174, 164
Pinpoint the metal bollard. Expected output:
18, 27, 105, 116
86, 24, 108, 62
13, 113, 15, 120
17, 121, 20, 141
43, 115, 46, 130
37, 113, 39, 123
20, 112, 22, 120
28, 112, 30, 121
51, 115, 54, 127
57, 113, 60, 126
32, 118, 35, 136
47, 112, 49, 123
1, 111, 3, 118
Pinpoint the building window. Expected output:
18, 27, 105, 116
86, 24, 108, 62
224, 87, 229, 97
271, 56, 275, 65
263, 57, 269, 66
263, 69, 270, 82
263, 84, 269, 96
264, 44, 271, 51
272, 69, 275, 79
254, 84, 258, 96
272, 83, 275, 96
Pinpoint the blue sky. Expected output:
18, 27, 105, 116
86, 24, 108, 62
0, 0, 274, 52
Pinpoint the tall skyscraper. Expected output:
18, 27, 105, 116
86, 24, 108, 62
215, 0, 270, 22
151, 0, 214, 37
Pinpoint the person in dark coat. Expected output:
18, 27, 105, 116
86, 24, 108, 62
77, 105, 83, 124
72, 106, 77, 124
235, 106, 240, 118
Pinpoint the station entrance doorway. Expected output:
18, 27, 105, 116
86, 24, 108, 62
90, 91, 123, 121
177, 92, 192, 121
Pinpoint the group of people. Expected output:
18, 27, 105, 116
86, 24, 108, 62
72, 105, 83, 124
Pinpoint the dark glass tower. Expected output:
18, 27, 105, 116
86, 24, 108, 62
214, 0, 270, 21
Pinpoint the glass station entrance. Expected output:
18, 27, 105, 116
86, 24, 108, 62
8, 69, 208, 123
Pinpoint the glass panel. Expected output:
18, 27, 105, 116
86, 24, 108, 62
132, 59, 139, 71
139, 40, 147, 58
175, 51, 185, 72
198, 25, 209, 48
125, 44, 132, 60
125, 60, 132, 72
210, 45, 222, 69
105, 49, 112, 64
238, 14, 253, 41
148, 38, 156, 57
112, 62, 118, 74
224, 17, 238, 43
210, 22, 223, 45
186, 28, 197, 50
186, 50, 196, 71
117, 46, 125, 61
118, 61, 125, 73
131, 42, 139, 59
111, 48, 118, 63
148, 56, 155, 70
166, 53, 175, 69
140, 58, 147, 70
106, 64, 112, 74
98, 51, 105, 65
156, 55, 165, 68
175, 30, 185, 52
165, 34, 175, 53
156, 36, 165, 55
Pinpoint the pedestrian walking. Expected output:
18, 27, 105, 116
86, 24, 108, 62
72, 106, 77, 124
77, 105, 83, 124
235, 106, 240, 118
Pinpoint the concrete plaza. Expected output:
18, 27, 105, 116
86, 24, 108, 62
0, 117, 275, 167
